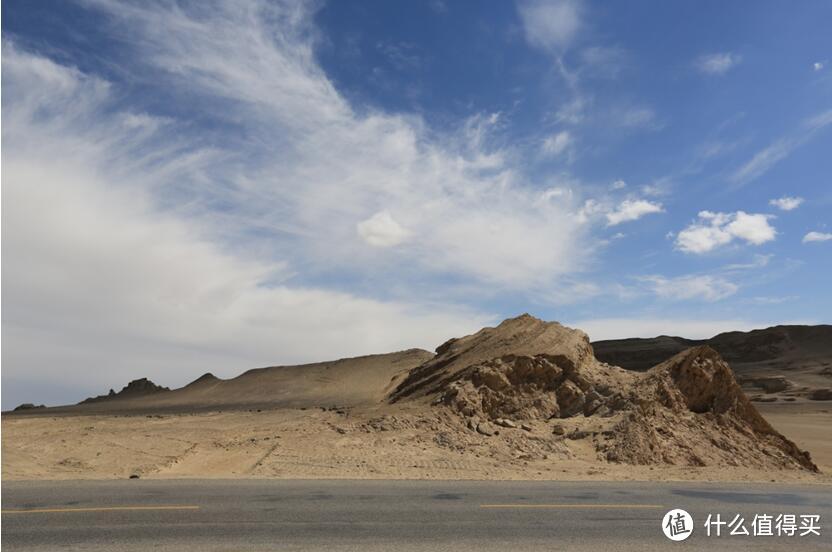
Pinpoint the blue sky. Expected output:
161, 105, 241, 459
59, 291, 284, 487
2, 0, 831, 406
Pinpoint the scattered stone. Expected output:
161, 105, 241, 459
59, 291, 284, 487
808, 388, 832, 401
476, 421, 496, 436
521, 423, 533, 432
551, 424, 565, 436
129, 474, 140, 479
753, 376, 791, 394
750, 396, 778, 403
594, 405, 613, 418
494, 418, 517, 428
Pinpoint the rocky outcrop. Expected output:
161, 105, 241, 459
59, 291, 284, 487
438, 354, 632, 421
79, 378, 170, 404
601, 347, 817, 471
13, 403, 46, 411
808, 389, 832, 401
390, 314, 596, 402
391, 316, 819, 473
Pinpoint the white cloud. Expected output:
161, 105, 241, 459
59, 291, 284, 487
727, 211, 778, 244
769, 196, 804, 211
605, 199, 663, 226
2, 111, 490, 405
357, 211, 410, 247
675, 210, 776, 254
517, 0, 582, 52
610, 179, 626, 190
803, 231, 832, 243
69, 0, 593, 290
696, 52, 742, 75
814, 61, 825, 71
2, 2, 604, 405
541, 130, 573, 157
576, 198, 603, 224
640, 274, 738, 302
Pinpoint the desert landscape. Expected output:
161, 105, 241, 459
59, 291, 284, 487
4, 315, 830, 483
4, 3, 831, 549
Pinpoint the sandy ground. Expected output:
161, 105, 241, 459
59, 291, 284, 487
756, 402, 832, 474
3, 402, 830, 483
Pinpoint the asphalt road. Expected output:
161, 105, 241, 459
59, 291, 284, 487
2, 480, 830, 551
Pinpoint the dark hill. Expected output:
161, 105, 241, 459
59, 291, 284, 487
592, 325, 832, 400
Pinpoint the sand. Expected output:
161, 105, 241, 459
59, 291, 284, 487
2, 402, 829, 483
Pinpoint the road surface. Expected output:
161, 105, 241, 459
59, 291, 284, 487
2, 480, 830, 551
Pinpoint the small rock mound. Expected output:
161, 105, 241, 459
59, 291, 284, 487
602, 346, 817, 472
13, 403, 46, 411
79, 378, 170, 404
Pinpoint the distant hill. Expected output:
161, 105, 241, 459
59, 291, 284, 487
10, 349, 432, 415
10, 322, 832, 416
592, 325, 832, 399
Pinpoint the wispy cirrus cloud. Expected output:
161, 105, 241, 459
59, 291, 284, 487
731, 109, 832, 186
639, 274, 739, 302
11, 0, 682, 404
2, 36, 499, 405
74, 0, 603, 290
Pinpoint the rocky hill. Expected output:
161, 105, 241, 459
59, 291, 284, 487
593, 325, 832, 402
391, 315, 817, 472
79, 378, 170, 404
